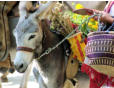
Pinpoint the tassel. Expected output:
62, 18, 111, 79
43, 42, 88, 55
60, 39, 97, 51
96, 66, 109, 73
105, 77, 114, 87
81, 63, 107, 88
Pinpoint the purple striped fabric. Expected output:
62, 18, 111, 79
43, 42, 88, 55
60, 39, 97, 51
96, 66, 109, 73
87, 35, 114, 41
86, 32, 114, 61
86, 53, 114, 58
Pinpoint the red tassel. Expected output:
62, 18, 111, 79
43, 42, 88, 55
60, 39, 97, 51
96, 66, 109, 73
81, 63, 114, 88
81, 63, 107, 88
105, 77, 114, 87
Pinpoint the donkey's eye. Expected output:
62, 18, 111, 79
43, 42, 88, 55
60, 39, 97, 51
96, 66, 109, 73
28, 35, 36, 40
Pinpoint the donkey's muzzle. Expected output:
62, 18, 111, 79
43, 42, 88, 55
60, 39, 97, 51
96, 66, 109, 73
14, 63, 26, 73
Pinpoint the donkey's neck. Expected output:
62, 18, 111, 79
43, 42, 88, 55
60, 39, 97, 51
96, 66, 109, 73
36, 19, 65, 88
42, 20, 60, 51
38, 19, 64, 68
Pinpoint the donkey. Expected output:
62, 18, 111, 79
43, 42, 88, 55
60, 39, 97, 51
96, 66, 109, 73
13, 1, 66, 88
12, 1, 108, 88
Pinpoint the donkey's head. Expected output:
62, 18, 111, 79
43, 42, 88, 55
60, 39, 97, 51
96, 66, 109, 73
14, 1, 56, 73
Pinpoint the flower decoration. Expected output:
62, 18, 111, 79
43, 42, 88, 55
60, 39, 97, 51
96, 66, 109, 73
75, 4, 84, 10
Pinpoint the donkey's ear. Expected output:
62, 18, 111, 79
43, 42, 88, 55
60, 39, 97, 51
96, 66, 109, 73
18, 1, 33, 23
32, 1, 57, 20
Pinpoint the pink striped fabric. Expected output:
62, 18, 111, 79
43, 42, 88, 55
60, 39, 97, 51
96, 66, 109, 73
104, 1, 114, 13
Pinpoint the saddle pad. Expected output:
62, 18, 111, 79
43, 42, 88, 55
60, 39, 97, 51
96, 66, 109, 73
68, 32, 86, 62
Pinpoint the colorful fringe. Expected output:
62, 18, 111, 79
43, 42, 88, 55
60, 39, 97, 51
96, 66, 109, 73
81, 63, 114, 88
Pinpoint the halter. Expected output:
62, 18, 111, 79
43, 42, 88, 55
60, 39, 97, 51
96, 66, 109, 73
16, 47, 34, 52
16, 35, 46, 59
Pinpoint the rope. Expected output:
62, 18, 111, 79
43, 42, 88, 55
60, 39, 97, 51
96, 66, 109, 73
36, 13, 102, 60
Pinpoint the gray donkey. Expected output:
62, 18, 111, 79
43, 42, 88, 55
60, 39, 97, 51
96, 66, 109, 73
14, 1, 66, 88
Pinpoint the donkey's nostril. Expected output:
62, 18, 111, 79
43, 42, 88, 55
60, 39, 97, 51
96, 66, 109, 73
14, 63, 26, 73
19, 64, 24, 69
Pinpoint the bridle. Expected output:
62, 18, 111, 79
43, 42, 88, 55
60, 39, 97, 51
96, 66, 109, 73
16, 47, 34, 52
16, 46, 40, 59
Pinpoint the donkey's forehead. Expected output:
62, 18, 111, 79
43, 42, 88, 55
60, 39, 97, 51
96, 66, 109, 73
14, 19, 38, 34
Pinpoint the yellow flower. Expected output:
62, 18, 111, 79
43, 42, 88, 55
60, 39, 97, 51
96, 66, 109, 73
74, 13, 77, 17
82, 16, 85, 19
88, 22, 92, 26
95, 21, 98, 26
72, 14, 77, 19
73, 15, 76, 20
90, 18, 95, 22
92, 25, 98, 30
75, 4, 84, 10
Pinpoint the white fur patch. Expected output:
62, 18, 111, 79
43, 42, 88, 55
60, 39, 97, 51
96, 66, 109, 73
14, 51, 33, 68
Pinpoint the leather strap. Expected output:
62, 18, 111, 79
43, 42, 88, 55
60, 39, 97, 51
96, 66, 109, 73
16, 47, 34, 52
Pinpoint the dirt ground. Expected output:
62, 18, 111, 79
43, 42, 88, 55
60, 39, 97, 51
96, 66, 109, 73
2, 71, 39, 88
2, 70, 90, 88
2, 69, 112, 88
